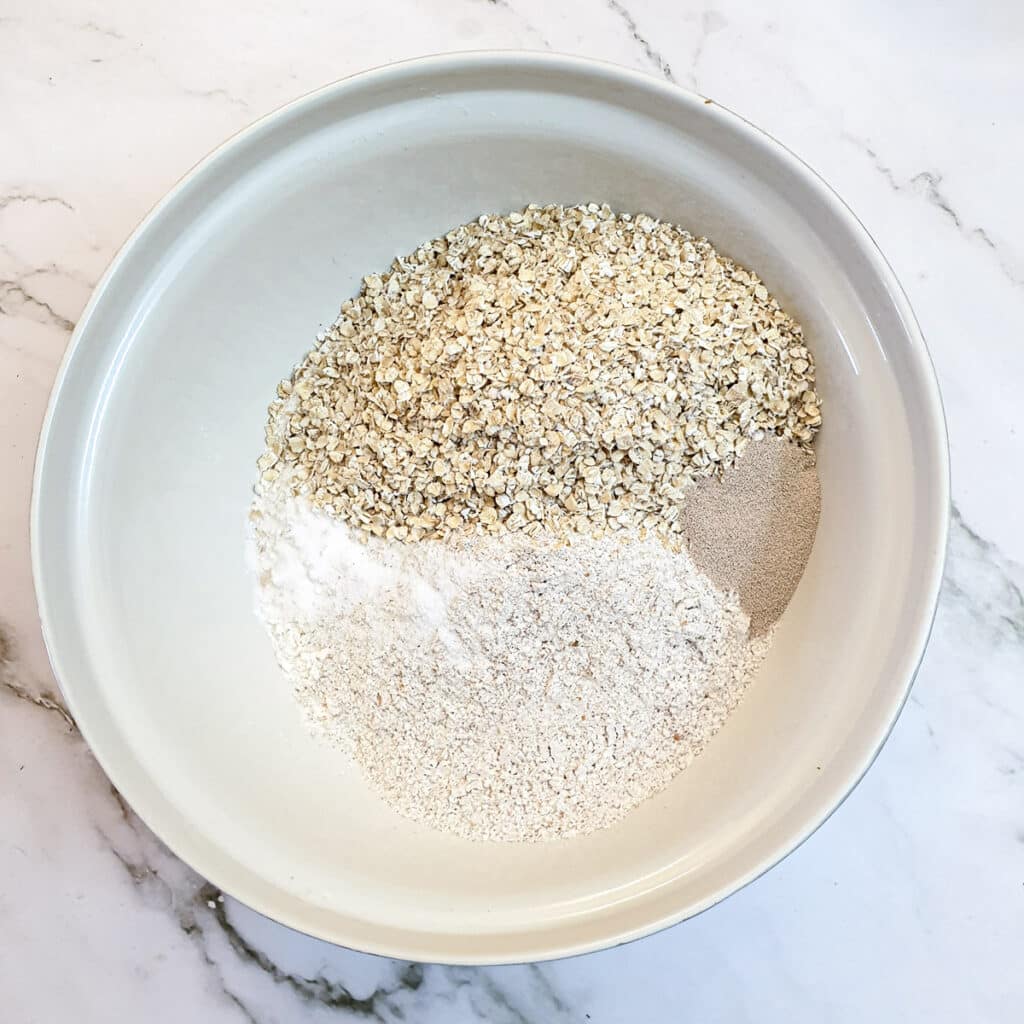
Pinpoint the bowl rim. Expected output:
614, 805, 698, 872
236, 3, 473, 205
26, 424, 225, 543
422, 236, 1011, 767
31, 49, 950, 964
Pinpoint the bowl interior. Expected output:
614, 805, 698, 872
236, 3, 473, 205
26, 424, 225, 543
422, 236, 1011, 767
34, 56, 946, 962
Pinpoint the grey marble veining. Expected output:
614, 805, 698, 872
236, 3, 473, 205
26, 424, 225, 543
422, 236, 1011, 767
2, 1, 1022, 1020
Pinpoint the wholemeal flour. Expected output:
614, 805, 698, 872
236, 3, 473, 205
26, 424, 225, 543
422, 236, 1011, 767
250, 473, 768, 841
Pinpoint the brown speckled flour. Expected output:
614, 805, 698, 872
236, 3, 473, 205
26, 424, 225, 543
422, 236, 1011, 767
682, 434, 821, 636
250, 472, 768, 842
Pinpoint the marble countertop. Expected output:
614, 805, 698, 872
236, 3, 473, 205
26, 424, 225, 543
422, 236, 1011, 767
2, 2, 1022, 1020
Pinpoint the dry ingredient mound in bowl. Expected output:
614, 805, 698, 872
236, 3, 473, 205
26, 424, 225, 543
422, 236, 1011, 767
250, 204, 823, 842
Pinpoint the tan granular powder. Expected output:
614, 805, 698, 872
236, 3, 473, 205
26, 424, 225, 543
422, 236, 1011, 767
681, 433, 821, 635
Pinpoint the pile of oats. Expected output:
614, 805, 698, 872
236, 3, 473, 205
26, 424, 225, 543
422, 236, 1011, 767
259, 204, 820, 542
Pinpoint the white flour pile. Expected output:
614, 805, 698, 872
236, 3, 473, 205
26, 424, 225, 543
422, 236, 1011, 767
250, 473, 768, 842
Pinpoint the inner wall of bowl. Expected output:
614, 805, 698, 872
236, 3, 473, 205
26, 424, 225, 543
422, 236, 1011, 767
63, 76, 923, 943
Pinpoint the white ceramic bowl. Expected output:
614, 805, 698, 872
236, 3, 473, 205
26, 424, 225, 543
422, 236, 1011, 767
33, 53, 948, 963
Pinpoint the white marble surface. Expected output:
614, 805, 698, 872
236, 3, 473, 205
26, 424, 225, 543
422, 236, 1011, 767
2, 1, 1022, 1020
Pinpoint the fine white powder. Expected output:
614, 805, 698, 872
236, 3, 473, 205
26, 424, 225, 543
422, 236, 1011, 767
250, 476, 768, 842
